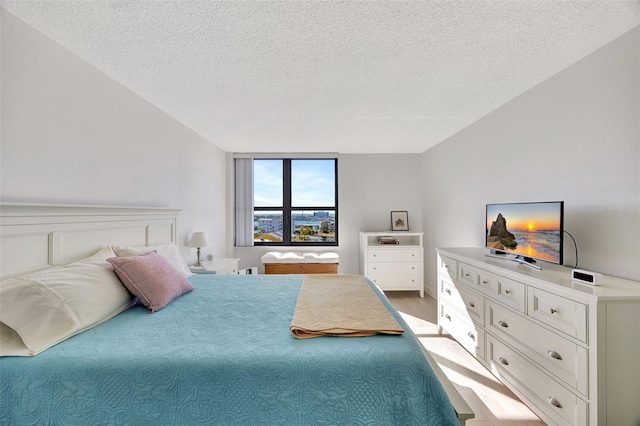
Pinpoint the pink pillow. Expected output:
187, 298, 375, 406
107, 251, 193, 313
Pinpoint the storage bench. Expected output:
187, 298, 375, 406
261, 252, 339, 274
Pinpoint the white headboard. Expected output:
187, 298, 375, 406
0, 203, 181, 279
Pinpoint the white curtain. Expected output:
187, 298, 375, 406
234, 158, 254, 247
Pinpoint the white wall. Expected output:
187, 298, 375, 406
0, 11, 228, 264
232, 154, 423, 274
421, 27, 640, 295
4, 9, 637, 288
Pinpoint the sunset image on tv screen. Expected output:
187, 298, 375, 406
486, 202, 562, 263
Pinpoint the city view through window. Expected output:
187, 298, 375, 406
254, 211, 336, 243
253, 159, 337, 244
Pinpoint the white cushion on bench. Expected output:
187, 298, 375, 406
261, 252, 339, 264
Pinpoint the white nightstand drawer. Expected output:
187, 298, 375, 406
216, 263, 238, 275
440, 278, 484, 325
527, 287, 587, 342
488, 335, 587, 426
487, 301, 588, 395
367, 248, 421, 263
190, 258, 240, 275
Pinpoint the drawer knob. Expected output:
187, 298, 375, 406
498, 320, 509, 328
468, 302, 475, 308
549, 308, 558, 314
505, 289, 512, 295
467, 332, 475, 341
445, 314, 451, 321
548, 397, 562, 409
445, 289, 451, 295
499, 357, 509, 366
548, 350, 563, 360
465, 272, 470, 277
482, 280, 489, 285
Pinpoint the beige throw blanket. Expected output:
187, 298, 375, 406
290, 275, 404, 339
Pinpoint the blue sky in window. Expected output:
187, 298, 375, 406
292, 160, 335, 206
254, 159, 335, 207
254, 160, 282, 207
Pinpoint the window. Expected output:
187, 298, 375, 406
252, 158, 337, 246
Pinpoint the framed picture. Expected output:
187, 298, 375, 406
391, 211, 409, 231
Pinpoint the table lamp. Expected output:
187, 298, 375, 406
188, 232, 209, 267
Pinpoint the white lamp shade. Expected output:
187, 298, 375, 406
189, 232, 209, 248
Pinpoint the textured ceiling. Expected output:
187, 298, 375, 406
2, 1, 639, 153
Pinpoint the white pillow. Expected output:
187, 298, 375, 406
0, 246, 134, 357
0, 321, 31, 356
112, 243, 193, 277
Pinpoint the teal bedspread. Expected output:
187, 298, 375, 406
0, 274, 458, 425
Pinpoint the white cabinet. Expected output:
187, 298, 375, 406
436, 247, 640, 426
360, 232, 424, 297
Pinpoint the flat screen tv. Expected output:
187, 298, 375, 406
486, 201, 564, 266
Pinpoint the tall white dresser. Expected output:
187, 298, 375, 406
436, 247, 640, 426
360, 231, 424, 297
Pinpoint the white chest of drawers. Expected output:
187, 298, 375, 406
436, 247, 640, 426
360, 232, 424, 297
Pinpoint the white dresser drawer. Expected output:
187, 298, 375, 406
488, 335, 587, 426
369, 274, 421, 291
527, 287, 587, 342
440, 304, 485, 360
368, 261, 421, 276
474, 268, 525, 312
367, 248, 421, 263
487, 301, 588, 396
458, 262, 480, 287
438, 254, 457, 281
440, 278, 484, 325
436, 247, 640, 426
495, 275, 525, 312
459, 262, 525, 312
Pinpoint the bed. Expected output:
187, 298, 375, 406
0, 203, 469, 425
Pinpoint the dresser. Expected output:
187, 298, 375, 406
360, 232, 424, 297
436, 247, 640, 426
189, 258, 240, 275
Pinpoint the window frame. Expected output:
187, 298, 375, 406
253, 158, 338, 247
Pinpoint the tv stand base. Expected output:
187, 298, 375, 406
485, 253, 542, 270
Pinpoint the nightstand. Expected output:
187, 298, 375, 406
189, 258, 240, 275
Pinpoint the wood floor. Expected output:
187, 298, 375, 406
386, 291, 546, 426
